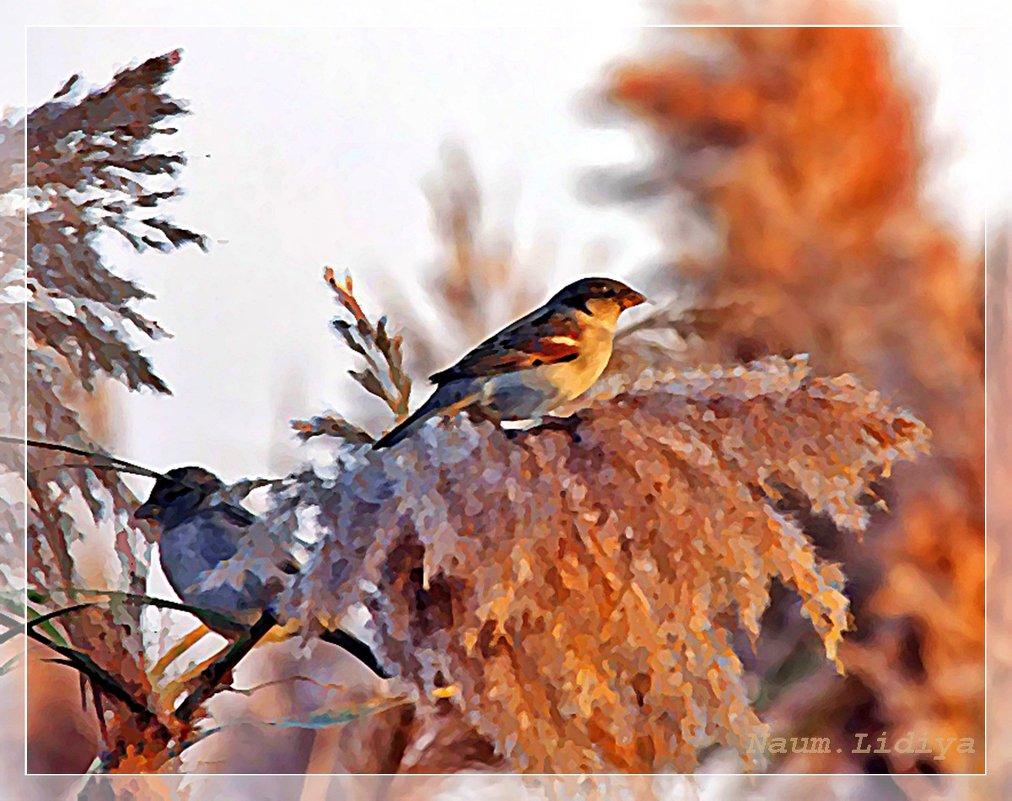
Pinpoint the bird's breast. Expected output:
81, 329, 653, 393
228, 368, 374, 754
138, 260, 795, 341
540, 341, 612, 400
479, 326, 613, 419
158, 514, 265, 628
159, 519, 228, 599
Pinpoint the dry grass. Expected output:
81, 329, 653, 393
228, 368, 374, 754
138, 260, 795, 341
605, 15, 983, 773
282, 356, 928, 772
6, 17, 976, 786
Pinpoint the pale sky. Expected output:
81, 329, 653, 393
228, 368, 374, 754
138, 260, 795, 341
8, 2, 1009, 481
26, 25, 657, 479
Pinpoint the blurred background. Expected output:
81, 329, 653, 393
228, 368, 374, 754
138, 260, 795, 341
3, 0, 1005, 798
18, 16, 998, 481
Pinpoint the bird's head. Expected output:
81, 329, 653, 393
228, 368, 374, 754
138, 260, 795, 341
133, 466, 225, 528
550, 277, 647, 318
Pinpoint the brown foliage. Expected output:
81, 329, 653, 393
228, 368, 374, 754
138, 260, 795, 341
606, 19, 983, 772
6, 21, 975, 783
987, 228, 1011, 795
423, 145, 545, 344
16, 50, 208, 771
292, 268, 412, 442
282, 356, 928, 772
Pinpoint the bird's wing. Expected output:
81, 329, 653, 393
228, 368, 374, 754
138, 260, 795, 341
429, 306, 582, 384
189, 506, 296, 591
217, 502, 257, 527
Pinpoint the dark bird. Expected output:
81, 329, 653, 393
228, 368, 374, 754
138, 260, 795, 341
133, 466, 291, 638
8, 436, 388, 680
134, 465, 388, 678
374, 277, 646, 449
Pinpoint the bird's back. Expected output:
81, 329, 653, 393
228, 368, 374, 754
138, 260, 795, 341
428, 305, 582, 384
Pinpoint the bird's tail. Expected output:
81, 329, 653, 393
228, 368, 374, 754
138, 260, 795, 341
272, 615, 389, 678
373, 382, 474, 449
319, 627, 390, 678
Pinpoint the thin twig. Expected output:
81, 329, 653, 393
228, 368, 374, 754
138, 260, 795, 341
291, 415, 374, 443
0, 610, 22, 646
27, 601, 97, 630
175, 610, 278, 723
2, 435, 167, 480
322, 267, 412, 419
29, 589, 390, 684
90, 678, 110, 743
614, 302, 746, 344
320, 627, 391, 679
28, 591, 241, 634
223, 674, 353, 697
27, 479, 75, 587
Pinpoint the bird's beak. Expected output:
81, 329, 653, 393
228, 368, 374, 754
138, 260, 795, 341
133, 502, 161, 521
621, 288, 647, 309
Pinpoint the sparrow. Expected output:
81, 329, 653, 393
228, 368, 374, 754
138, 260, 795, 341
373, 277, 646, 449
133, 466, 285, 639
134, 466, 389, 678
9, 436, 388, 679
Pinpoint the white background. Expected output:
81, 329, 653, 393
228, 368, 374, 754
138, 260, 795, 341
6, 1, 1009, 481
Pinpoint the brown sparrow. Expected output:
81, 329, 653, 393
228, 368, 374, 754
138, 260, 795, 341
374, 277, 646, 449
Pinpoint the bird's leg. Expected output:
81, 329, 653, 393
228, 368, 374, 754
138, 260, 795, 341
531, 415, 583, 436
158, 643, 234, 712
462, 404, 499, 425
175, 611, 280, 722
159, 623, 289, 712
149, 623, 212, 684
